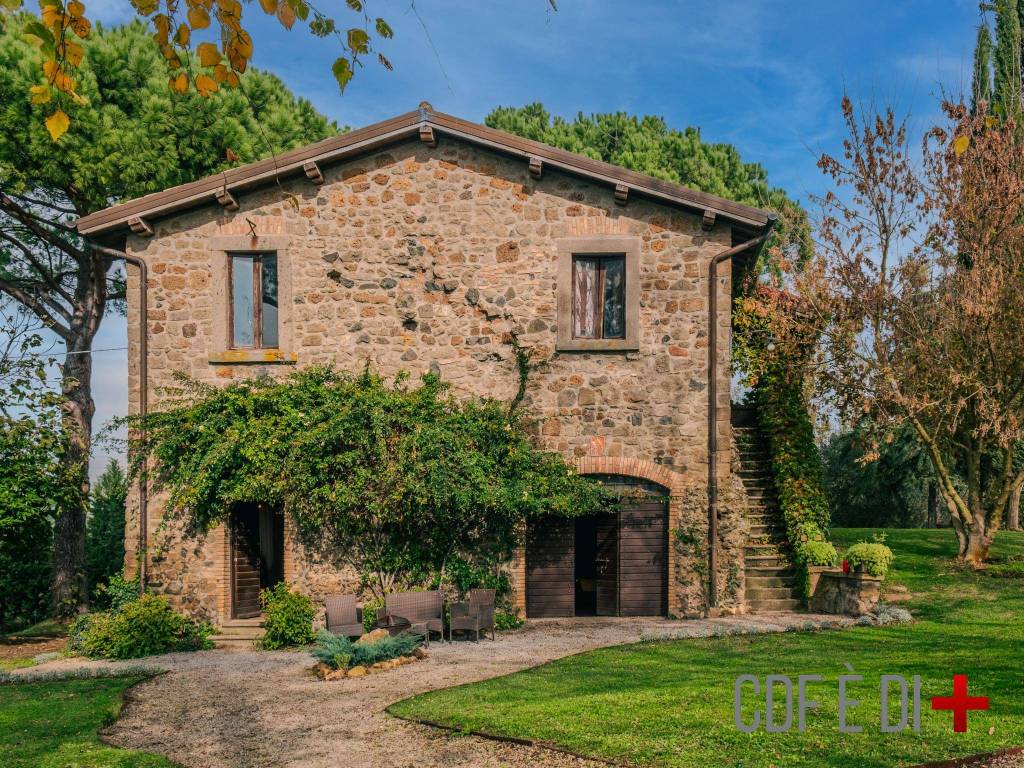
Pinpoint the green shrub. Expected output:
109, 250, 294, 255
800, 540, 839, 567
844, 542, 895, 579
311, 629, 421, 670
360, 597, 384, 633
71, 594, 212, 659
92, 571, 139, 611
494, 609, 524, 631
258, 583, 315, 649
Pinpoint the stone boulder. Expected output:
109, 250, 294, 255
356, 628, 390, 645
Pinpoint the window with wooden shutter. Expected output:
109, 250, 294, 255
572, 255, 626, 340
229, 252, 278, 349
557, 237, 639, 351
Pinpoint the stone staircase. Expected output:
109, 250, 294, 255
212, 617, 266, 650
732, 407, 802, 612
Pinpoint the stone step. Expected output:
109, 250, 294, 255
212, 636, 261, 650
746, 566, 797, 578
746, 574, 797, 589
746, 586, 797, 601
745, 554, 789, 569
220, 617, 264, 628
747, 597, 803, 612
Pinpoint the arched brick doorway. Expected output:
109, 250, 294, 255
525, 473, 670, 618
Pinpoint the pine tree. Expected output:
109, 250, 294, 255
85, 461, 128, 594
991, 0, 1023, 118
0, 21, 336, 615
972, 23, 994, 111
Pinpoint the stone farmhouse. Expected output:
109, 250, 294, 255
76, 103, 796, 628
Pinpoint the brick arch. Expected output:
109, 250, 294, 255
573, 456, 686, 496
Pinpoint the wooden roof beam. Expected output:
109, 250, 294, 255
529, 156, 543, 179
419, 124, 437, 148
303, 160, 324, 185
128, 216, 153, 237
215, 189, 239, 211
614, 184, 629, 205
702, 209, 717, 231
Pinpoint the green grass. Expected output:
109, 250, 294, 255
1, 618, 68, 639
390, 529, 1024, 767
0, 675, 180, 768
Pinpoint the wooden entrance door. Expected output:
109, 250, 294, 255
525, 517, 575, 617
231, 503, 284, 619
617, 497, 668, 616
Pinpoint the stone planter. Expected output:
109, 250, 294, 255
809, 570, 882, 616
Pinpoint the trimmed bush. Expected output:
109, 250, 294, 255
844, 542, 895, 579
800, 540, 839, 567
311, 629, 421, 670
70, 594, 212, 659
258, 582, 315, 649
494, 609, 524, 631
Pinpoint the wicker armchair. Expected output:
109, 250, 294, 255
448, 588, 495, 642
324, 594, 364, 638
385, 590, 444, 646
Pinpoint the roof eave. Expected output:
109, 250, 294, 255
75, 107, 772, 237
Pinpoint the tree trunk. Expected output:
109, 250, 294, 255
963, 527, 992, 565
927, 481, 939, 528
1008, 485, 1022, 531
51, 337, 94, 616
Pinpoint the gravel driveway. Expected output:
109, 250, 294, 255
16, 613, 852, 767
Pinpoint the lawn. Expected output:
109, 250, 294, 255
0, 618, 68, 671
0, 675, 179, 768
390, 529, 1024, 767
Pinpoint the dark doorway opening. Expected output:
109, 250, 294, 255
230, 503, 285, 619
574, 515, 619, 616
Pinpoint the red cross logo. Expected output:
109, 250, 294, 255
931, 675, 989, 732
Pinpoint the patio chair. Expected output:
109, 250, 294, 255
324, 594, 364, 639
447, 588, 495, 642
385, 590, 444, 647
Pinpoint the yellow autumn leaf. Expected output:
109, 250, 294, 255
45, 109, 69, 141
174, 23, 190, 46
170, 71, 188, 92
70, 16, 91, 38
30, 84, 50, 104
234, 29, 253, 58
226, 70, 239, 87
60, 39, 85, 66
153, 13, 171, 43
194, 73, 218, 96
68, 0, 84, 16
187, 5, 210, 29
277, 1, 295, 29
259, 0, 277, 12
212, 63, 229, 83
197, 41, 220, 66
953, 135, 970, 157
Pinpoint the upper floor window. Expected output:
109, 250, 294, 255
572, 254, 626, 340
556, 236, 639, 352
230, 253, 278, 349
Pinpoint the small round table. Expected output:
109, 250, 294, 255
373, 613, 412, 636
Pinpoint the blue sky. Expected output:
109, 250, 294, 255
81, 0, 982, 476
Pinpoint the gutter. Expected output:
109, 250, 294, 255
92, 243, 148, 596
705, 217, 776, 612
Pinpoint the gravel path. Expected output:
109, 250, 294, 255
15, 613, 852, 767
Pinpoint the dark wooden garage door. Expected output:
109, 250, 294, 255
617, 497, 668, 616
526, 517, 575, 617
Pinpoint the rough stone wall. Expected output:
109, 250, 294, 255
122, 136, 740, 623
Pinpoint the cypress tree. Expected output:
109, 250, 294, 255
991, 0, 1023, 118
972, 23, 994, 111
